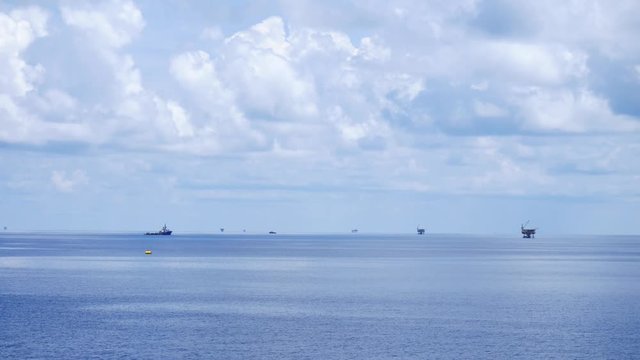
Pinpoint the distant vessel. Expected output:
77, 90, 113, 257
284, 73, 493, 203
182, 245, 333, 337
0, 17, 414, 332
417, 226, 425, 235
521, 221, 536, 238
145, 224, 172, 236
269, 231, 277, 235
351, 229, 358, 233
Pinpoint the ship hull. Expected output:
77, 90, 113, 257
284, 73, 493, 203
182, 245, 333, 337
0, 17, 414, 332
145, 231, 172, 235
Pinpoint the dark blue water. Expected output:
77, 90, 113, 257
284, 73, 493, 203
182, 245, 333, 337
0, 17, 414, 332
1, 233, 639, 359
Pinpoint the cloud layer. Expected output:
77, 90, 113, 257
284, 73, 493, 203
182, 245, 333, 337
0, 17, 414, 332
1, 0, 639, 232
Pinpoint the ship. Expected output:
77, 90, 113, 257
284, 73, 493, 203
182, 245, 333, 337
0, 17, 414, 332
145, 224, 172, 235
521, 221, 536, 238
417, 226, 426, 235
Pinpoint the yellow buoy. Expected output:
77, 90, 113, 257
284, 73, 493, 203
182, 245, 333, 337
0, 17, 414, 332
145, 250, 152, 255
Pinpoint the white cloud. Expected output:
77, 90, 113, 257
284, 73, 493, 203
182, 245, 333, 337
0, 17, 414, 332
169, 50, 265, 153
448, 41, 589, 86
115, 54, 143, 96
377, 73, 424, 104
225, 16, 290, 57
0, 94, 32, 142
523, 0, 640, 57
51, 170, 89, 192
57, 0, 200, 151
42, 89, 77, 113
473, 100, 508, 118
516, 88, 640, 133
170, 50, 234, 113
1, 1, 639, 209
0, 7, 89, 145
221, 17, 318, 120
154, 98, 194, 138
166, 101, 193, 138
62, 0, 145, 100
288, 28, 357, 59
19, 89, 78, 126
169, 16, 419, 154
228, 18, 420, 148
60, 0, 144, 49
357, 36, 391, 62
0, 7, 48, 97
201, 26, 224, 41
471, 81, 489, 91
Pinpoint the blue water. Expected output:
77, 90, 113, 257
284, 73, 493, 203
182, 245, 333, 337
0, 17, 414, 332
1, 233, 639, 359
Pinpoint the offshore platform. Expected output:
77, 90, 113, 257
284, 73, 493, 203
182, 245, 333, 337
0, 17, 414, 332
521, 221, 536, 238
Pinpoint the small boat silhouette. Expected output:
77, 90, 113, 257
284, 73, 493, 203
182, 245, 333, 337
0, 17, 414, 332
145, 224, 172, 235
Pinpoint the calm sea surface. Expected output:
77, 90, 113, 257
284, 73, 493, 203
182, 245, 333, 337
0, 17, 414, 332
1, 233, 639, 359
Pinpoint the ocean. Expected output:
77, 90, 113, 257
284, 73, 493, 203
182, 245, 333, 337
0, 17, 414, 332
1, 232, 639, 359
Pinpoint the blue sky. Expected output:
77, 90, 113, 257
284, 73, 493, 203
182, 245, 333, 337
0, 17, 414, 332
1, 0, 639, 234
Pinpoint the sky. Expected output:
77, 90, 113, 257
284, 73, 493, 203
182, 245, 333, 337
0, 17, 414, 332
0, 0, 639, 234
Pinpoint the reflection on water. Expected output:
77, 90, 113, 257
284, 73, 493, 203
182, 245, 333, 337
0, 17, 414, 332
1, 233, 639, 359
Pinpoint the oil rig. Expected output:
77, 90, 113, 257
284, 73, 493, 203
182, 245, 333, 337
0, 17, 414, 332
521, 221, 536, 238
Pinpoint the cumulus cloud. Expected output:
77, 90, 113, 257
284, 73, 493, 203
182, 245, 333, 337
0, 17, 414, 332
51, 170, 89, 192
221, 17, 318, 120
169, 15, 421, 154
170, 50, 238, 118
169, 50, 265, 153
0, 7, 47, 97
357, 36, 391, 62
60, 0, 144, 48
1, 0, 639, 206
165, 101, 193, 138
474, 41, 588, 85
7, 2, 634, 153
516, 88, 640, 133
61, 0, 145, 98
0, 6, 93, 144
57, 0, 200, 150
